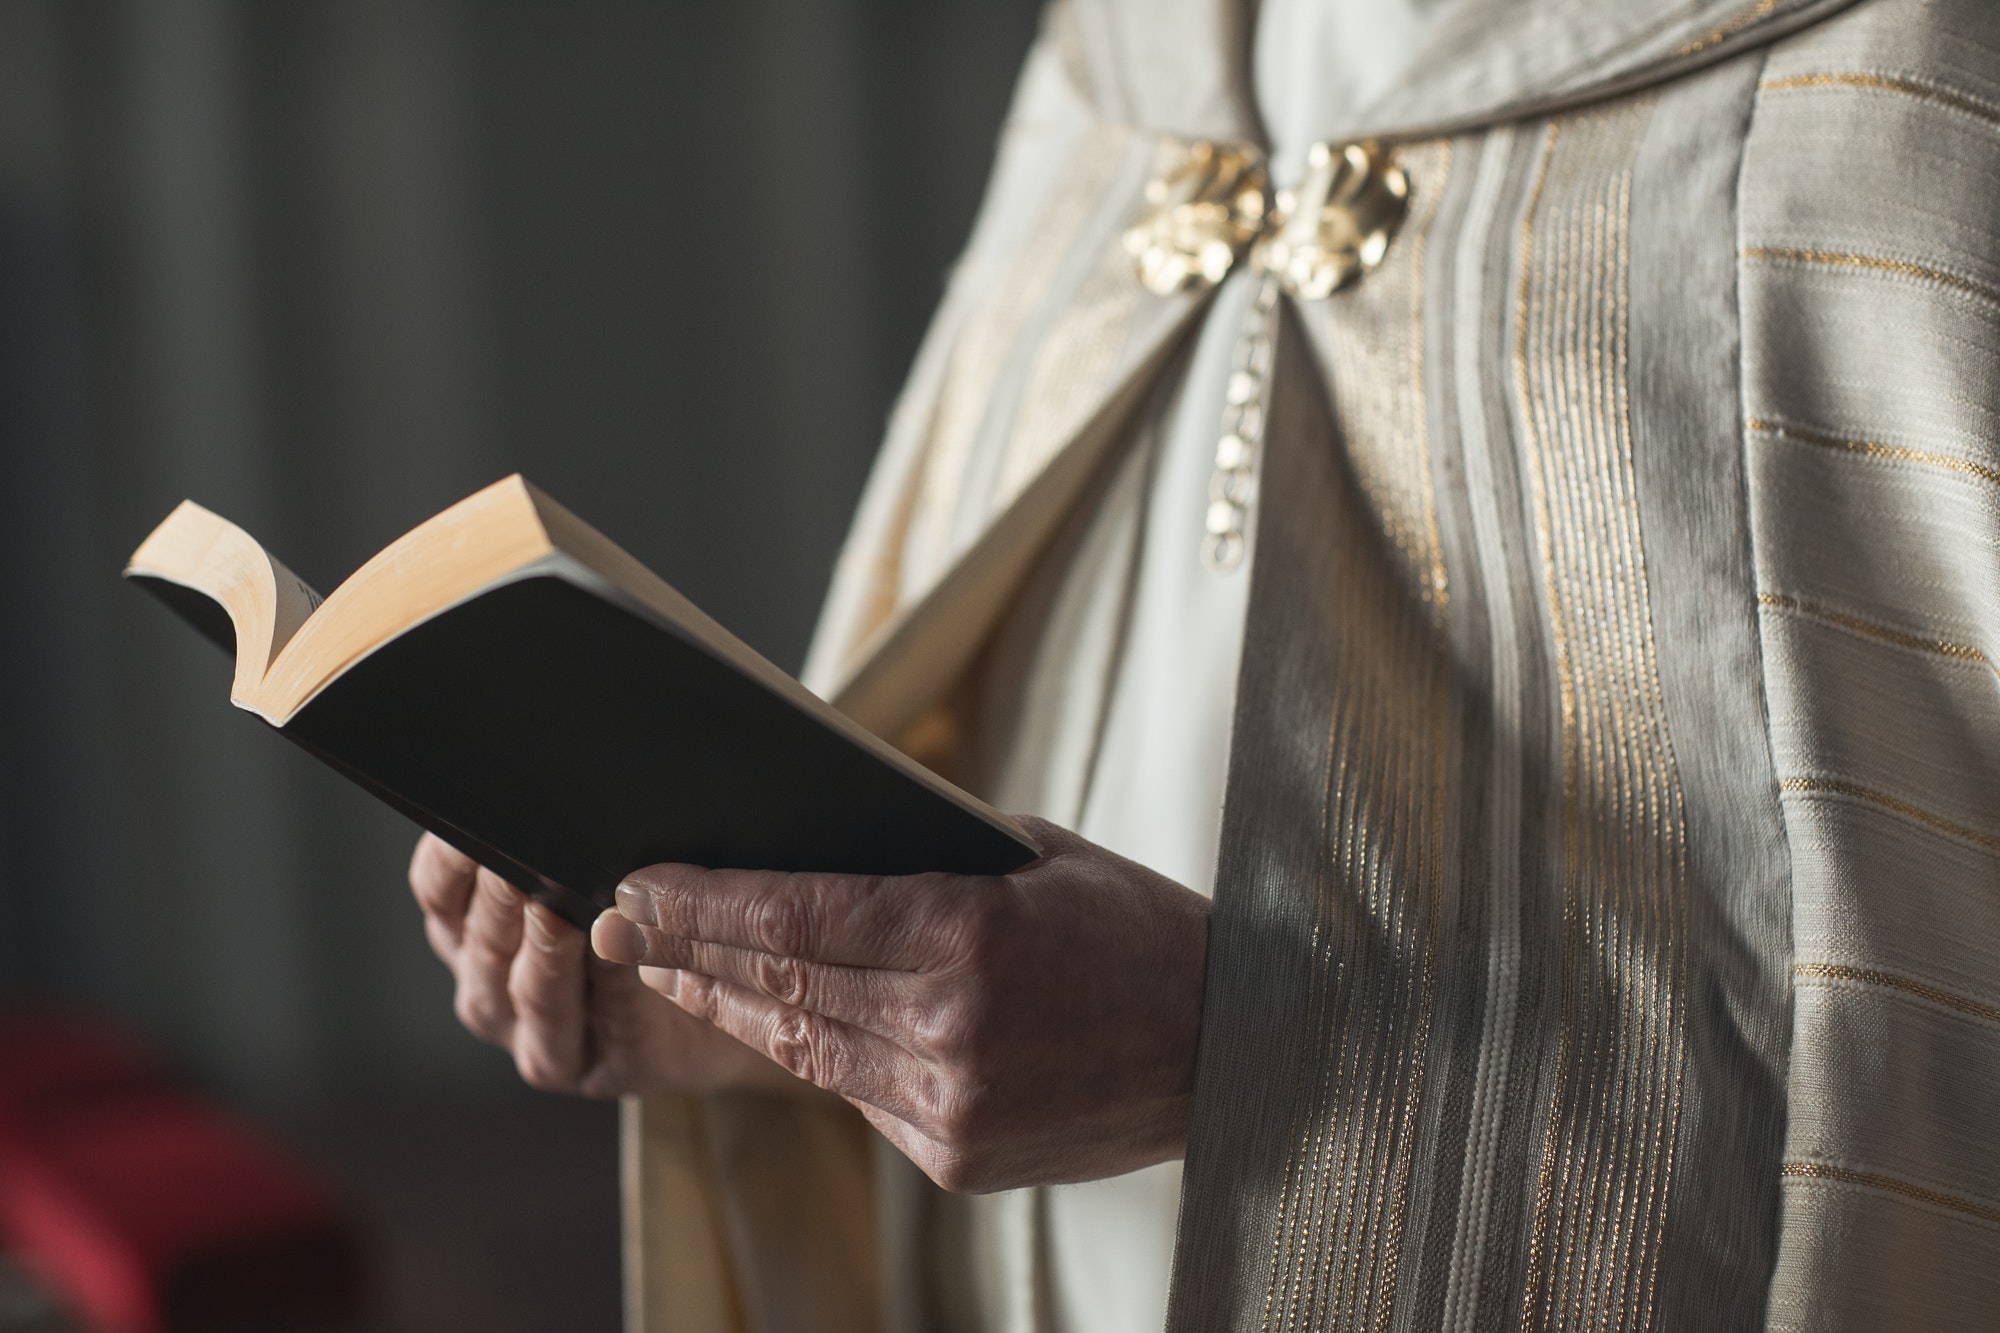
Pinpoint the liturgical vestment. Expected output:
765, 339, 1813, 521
627, 0, 2000, 1329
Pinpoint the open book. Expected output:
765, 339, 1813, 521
125, 476, 1038, 925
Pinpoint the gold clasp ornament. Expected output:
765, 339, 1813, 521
1122, 142, 1269, 296
1255, 142, 1408, 300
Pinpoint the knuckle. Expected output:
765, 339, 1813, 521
950, 890, 1018, 970
423, 917, 460, 965
454, 987, 509, 1040
657, 968, 725, 1029
924, 1145, 988, 1195
506, 975, 561, 1025
514, 1050, 570, 1092
751, 952, 808, 1007
929, 1085, 991, 1148
915, 992, 995, 1068
412, 882, 454, 924
463, 926, 518, 972
408, 837, 451, 896
749, 891, 814, 958
766, 1010, 824, 1084
680, 971, 724, 1023
927, 1000, 974, 1057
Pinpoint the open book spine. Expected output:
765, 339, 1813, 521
124, 502, 603, 926
123, 501, 322, 704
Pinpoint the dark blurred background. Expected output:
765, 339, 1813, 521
0, 0, 1041, 1326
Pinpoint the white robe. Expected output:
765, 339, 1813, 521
629, 2, 2000, 1329
909, 267, 1259, 1333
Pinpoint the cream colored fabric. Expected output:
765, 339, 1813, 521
1741, 7, 2000, 1326
902, 267, 1259, 1333
630, 1, 2000, 1329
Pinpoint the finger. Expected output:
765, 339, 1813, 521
614, 864, 975, 971
593, 912, 924, 1038
423, 912, 462, 968
641, 968, 938, 1126
409, 834, 479, 944
506, 902, 588, 1089
453, 867, 527, 1044
578, 952, 793, 1097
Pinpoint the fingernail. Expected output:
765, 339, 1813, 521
592, 910, 648, 965
615, 880, 656, 926
650, 968, 682, 1000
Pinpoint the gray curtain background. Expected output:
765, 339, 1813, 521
0, 1, 1040, 1326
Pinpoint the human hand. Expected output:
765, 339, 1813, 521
590, 818, 1210, 1192
408, 833, 804, 1098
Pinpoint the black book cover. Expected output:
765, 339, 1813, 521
138, 552, 1038, 928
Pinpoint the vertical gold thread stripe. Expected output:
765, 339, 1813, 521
1778, 776, 2000, 852
1376, 137, 1455, 1327
1310, 141, 1455, 619
1513, 120, 1568, 1333
1515, 103, 1688, 1333
1758, 71, 2000, 130
1781, 1162, 2000, 1227
1254, 140, 1455, 1333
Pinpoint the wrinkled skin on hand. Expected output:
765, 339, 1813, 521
409, 834, 801, 1098
591, 818, 1211, 1194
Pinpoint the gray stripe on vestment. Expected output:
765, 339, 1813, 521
1435, 122, 1535, 1333
1624, 48, 1795, 1333
1166, 306, 1352, 1332
1388, 128, 1496, 1333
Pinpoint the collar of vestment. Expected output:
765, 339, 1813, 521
1061, 0, 1865, 150
816, 0, 1872, 739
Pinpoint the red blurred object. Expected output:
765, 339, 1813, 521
0, 1012, 363, 1333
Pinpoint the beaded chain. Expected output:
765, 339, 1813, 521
1122, 138, 1408, 574
1202, 271, 1282, 573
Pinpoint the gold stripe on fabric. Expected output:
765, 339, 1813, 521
1781, 1162, 2000, 1228
1678, 0, 1778, 56
1372, 144, 1453, 1326
1513, 124, 1568, 1333
1253, 140, 1456, 1333
1759, 72, 2000, 130
1300, 144, 1454, 615
1778, 776, 2000, 853
900, 123, 1133, 596
1746, 417, 2000, 490
1513, 102, 1691, 1333
994, 156, 1155, 505
1740, 246, 2000, 309
1794, 962, 2000, 1028
1757, 591, 1994, 673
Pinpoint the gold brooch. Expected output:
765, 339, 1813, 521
1122, 142, 1269, 296
1256, 142, 1408, 300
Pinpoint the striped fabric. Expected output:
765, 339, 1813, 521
1175, 2, 2000, 1328
1743, 5, 2000, 1328
632, 2, 2000, 1328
